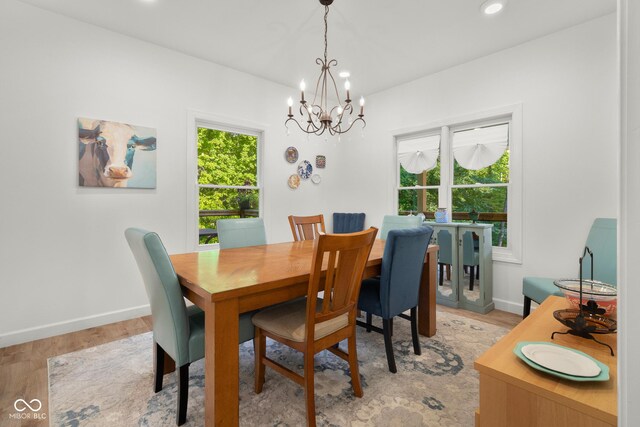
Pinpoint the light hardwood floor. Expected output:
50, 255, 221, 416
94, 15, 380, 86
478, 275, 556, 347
0, 307, 520, 426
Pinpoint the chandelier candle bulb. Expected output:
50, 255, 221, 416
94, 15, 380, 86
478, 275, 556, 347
300, 80, 306, 102
345, 80, 351, 101
359, 97, 365, 115
287, 97, 293, 116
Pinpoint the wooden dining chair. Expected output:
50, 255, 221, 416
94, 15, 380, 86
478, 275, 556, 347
252, 227, 378, 427
288, 214, 326, 241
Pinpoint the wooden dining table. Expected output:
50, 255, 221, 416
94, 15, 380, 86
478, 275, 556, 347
170, 239, 439, 427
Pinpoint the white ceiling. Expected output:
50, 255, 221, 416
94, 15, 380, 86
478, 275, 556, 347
18, 0, 616, 95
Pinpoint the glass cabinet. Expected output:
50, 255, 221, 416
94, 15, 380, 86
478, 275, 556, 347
426, 222, 494, 314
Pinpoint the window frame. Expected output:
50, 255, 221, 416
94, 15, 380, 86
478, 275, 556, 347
393, 104, 523, 264
187, 110, 265, 251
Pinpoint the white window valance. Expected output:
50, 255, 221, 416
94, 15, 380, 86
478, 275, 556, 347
397, 135, 440, 174
452, 123, 509, 170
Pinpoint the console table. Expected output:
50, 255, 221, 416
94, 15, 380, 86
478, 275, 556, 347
475, 296, 617, 426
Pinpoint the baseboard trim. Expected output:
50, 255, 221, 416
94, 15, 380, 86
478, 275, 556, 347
0, 304, 151, 348
493, 297, 527, 315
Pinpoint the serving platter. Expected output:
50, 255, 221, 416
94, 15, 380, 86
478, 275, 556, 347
513, 341, 609, 382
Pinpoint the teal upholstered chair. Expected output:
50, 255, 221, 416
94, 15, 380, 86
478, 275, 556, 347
217, 218, 267, 249
379, 215, 424, 240
436, 230, 453, 286
462, 232, 480, 290
522, 218, 617, 318
357, 226, 434, 372
125, 228, 255, 425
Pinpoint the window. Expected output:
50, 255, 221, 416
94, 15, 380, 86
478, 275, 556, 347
395, 105, 522, 263
187, 112, 263, 248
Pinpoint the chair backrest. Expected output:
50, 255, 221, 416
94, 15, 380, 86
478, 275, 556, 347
288, 214, 326, 241
462, 231, 480, 266
378, 226, 434, 318
379, 215, 423, 240
124, 228, 190, 366
217, 218, 267, 249
332, 212, 366, 234
305, 228, 378, 340
581, 218, 617, 285
437, 229, 453, 265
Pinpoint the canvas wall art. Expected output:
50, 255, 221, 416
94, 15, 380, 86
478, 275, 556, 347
78, 118, 157, 188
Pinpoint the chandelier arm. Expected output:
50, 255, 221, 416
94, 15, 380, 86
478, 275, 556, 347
312, 58, 325, 108
326, 62, 342, 104
286, 117, 313, 134
330, 116, 366, 134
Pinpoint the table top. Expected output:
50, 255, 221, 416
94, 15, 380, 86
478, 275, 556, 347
475, 296, 617, 425
171, 240, 435, 303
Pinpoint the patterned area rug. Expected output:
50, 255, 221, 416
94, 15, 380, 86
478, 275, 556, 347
48, 310, 506, 426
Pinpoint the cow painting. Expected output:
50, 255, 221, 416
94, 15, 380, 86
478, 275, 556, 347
78, 118, 157, 188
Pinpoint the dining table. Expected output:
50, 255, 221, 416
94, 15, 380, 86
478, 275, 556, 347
170, 238, 439, 427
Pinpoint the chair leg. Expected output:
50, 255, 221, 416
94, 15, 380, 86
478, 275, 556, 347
255, 327, 266, 393
469, 266, 475, 290
439, 263, 444, 286
389, 318, 393, 336
366, 312, 372, 333
382, 318, 397, 373
446, 264, 451, 280
476, 265, 480, 279
410, 307, 421, 355
177, 363, 189, 426
347, 334, 363, 397
523, 296, 532, 319
303, 352, 317, 427
154, 341, 164, 393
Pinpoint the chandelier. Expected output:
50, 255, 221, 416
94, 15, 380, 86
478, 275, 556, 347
285, 0, 366, 136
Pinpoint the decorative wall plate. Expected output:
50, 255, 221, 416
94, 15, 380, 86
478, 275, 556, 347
311, 174, 321, 184
285, 146, 299, 163
297, 160, 313, 179
316, 155, 326, 168
288, 174, 300, 189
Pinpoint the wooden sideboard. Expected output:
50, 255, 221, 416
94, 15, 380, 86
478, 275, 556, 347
475, 296, 617, 426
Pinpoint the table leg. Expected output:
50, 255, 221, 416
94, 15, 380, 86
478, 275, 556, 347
418, 248, 437, 337
205, 298, 240, 427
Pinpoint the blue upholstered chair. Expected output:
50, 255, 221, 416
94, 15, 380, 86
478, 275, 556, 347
333, 212, 366, 234
217, 218, 267, 249
522, 218, 617, 318
357, 226, 434, 373
125, 228, 255, 425
379, 215, 424, 240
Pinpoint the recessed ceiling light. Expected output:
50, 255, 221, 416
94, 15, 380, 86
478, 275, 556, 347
339, 71, 350, 78
481, 0, 505, 15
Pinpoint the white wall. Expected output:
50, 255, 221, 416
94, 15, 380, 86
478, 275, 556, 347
619, 0, 639, 424
0, 0, 355, 346
339, 14, 618, 313
0, 1, 618, 346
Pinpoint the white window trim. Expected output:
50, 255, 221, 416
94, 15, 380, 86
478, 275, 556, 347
392, 104, 523, 264
186, 110, 266, 251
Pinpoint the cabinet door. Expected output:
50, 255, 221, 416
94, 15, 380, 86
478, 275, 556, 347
458, 226, 494, 313
433, 226, 459, 306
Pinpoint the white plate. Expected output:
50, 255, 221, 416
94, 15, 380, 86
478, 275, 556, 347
521, 343, 601, 377
311, 174, 321, 184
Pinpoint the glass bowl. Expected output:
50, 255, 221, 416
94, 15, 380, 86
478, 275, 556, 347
554, 279, 617, 317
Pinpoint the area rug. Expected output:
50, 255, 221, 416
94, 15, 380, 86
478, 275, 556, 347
48, 311, 507, 426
